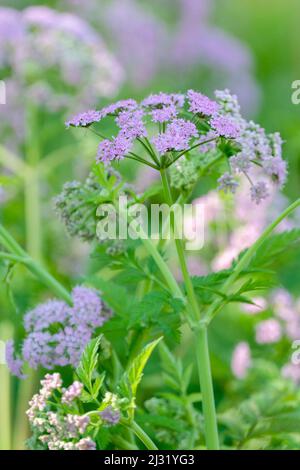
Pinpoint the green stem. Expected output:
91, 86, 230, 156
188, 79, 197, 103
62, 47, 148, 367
195, 327, 219, 450
0, 322, 13, 450
160, 169, 200, 322
25, 106, 42, 261
0, 224, 72, 305
204, 197, 300, 324
137, 138, 160, 166
113, 436, 138, 450
118, 207, 183, 300
128, 153, 159, 170
0, 145, 27, 176
140, 237, 183, 299
131, 421, 158, 450
165, 138, 217, 168
24, 168, 42, 261
160, 168, 219, 450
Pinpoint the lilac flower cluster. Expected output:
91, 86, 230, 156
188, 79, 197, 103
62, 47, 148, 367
67, 89, 286, 204
214, 89, 287, 203
152, 119, 198, 154
187, 89, 220, 116
0, 6, 123, 143
67, 89, 233, 165
100, 406, 121, 426
6, 286, 111, 378
26, 373, 96, 450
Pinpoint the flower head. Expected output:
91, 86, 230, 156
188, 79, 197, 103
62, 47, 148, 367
187, 89, 219, 116
65, 110, 102, 128
7, 287, 111, 377
262, 156, 287, 187
5, 340, 26, 379
250, 181, 269, 205
67, 88, 287, 204
0, 6, 123, 142
217, 172, 239, 194
116, 109, 147, 139
26, 373, 98, 450
62, 381, 83, 404
97, 135, 132, 163
99, 406, 120, 426
211, 115, 240, 138
152, 118, 198, 154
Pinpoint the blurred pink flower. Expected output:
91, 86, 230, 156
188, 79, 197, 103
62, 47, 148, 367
256, 319, 282, 344
242, 297, 268, 315
231, 342, 251, 379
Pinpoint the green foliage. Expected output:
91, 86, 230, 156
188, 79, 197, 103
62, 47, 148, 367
119, 337, 162, 418
235, 229, 300, 271
219, 363, 300, 450
136, 343, 203, 450
128, 291, 183, 342
76, 335, 105, 402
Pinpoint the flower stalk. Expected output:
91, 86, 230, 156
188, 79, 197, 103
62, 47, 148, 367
160, 168, 219, 450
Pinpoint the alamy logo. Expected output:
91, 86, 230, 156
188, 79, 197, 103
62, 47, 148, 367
291, 340, 300, 365
96, 196, 205, 251
291, 80, 300, 105
0, 80, 6, 105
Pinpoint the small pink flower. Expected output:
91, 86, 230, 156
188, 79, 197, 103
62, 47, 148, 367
62, 381, 83, 404
256, 319, 282, 344
231, 342, 251, 379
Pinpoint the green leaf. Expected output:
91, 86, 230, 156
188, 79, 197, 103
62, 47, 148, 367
92, 372, 106, 398
76, 335, 102, 392
235, 229, 300, 270
120, 337, 162, 400
128, 292, 183, 343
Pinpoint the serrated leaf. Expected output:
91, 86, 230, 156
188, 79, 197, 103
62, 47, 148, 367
120, 337, 162, 400
92, 372, 106, 399
76, 336, 102, 391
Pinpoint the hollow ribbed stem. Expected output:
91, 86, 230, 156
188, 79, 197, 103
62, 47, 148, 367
160, 168, 219, 450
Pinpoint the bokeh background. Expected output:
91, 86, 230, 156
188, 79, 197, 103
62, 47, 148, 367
0, 0, 300, 450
